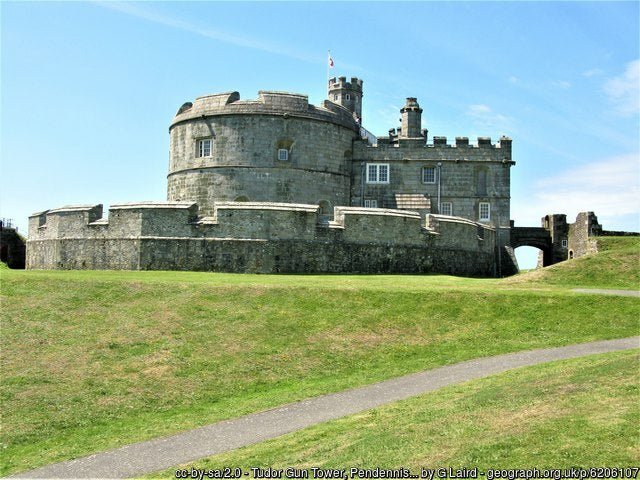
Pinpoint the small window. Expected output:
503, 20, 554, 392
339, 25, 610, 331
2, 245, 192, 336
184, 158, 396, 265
364, 199, 378, 208
278, 149, 289, 161
334, 94, 338, 101
441, 202, 452, 216
197, 139, 212, 157
366, 163, 389, 184
561, 239, 568, 248
318, 200, 331, 215
422, 166, 436, 184
479, 202, 490, 221
346, 94, 350, 101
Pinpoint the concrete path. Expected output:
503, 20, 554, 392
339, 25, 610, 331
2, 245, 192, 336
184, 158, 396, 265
572, 288, 640, 297
12, 336, 640, 479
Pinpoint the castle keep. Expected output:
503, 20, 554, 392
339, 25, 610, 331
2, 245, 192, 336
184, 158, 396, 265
28, 76, 527, 275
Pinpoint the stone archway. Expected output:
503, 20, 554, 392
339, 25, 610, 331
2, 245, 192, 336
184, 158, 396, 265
510, 227, 554, 267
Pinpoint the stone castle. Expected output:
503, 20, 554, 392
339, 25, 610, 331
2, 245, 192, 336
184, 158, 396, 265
27, 76, 615, 275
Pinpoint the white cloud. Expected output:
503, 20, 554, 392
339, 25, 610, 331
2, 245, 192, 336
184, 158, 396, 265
96, 1, 317, 64
466, 104, 514, 133
582, 68, 603, 78
552, 80, 571, 89
512, 153, 640, 230
508, 76, 519, 84
372, 104, 402, 132
604, 59, 640, 116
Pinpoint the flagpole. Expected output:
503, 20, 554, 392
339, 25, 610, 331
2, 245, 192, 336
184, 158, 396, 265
326, 50, 330, 96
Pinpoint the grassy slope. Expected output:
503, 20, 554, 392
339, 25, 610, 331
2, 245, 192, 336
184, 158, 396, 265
1, 237, 639, 475
144, 349, 640, 477
506, 236, 640, 289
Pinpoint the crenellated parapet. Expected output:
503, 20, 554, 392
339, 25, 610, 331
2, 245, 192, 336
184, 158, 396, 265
27, 201, 496, 274
375, 134, 512, 153
171, 90, 359, 132
328, 76, 364, 90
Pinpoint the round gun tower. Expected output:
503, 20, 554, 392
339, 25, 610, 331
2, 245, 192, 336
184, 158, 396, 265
167, 90, 360, 215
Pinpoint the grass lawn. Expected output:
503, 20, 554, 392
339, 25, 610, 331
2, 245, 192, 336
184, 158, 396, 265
143, 349, 640, 478
505, 236, 640, 290
1, 237, 638, 475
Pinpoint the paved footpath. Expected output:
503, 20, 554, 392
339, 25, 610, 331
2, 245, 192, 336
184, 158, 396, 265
11, 336, 640, 479
572, 288, 640, 297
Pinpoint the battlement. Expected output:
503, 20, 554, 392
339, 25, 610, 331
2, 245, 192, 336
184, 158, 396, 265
328, 76, 363, 91
257, 91, 309, 111
29, 201, 494, 246
400, 97, 422, 113
372, 135, 513, 152
27, 201, 498, 274
171, 89, 358, 131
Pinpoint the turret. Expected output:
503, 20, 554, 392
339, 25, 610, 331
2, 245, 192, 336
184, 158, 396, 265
328, 76, 363, 123
399, 97, 423, 139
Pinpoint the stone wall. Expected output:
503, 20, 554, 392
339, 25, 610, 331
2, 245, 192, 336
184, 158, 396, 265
168, 91, 359, 215
351, 136, 513, 231
27, 202, 496, 276
568, 212, 601, 259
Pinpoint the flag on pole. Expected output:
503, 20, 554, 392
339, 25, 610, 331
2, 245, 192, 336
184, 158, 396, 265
328, 51, 334, 68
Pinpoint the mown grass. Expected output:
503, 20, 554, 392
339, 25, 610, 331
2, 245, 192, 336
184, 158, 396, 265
1, 237, 638, 475
506, 236, 640, 290
143, 349, 639, 477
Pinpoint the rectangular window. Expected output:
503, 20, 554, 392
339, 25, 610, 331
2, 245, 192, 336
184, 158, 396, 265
366, 163, 390, 184
278, 149, 289, 161
477, 170, 487, 195
346, 94, 351, 100
561, 239, 568, 248
422, 166, 436, 184
378, 164, 388, 183
334, 94, 338, 101
197, 139, 212, 158
441, 202, 452, 216
364, 199, 378, 208
479, 202, 490, 221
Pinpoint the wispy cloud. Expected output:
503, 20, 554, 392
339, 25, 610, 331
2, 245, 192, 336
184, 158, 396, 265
604, 59, 640, 117
552, 80, 571, 89
95, 1, 317, 64
466, 104, 514, 133
373, 103, 402, 132
513, 153, 640, 229
582, 68, 603, 78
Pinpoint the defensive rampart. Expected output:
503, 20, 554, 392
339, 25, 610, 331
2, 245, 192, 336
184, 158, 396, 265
27, 202, 496, 275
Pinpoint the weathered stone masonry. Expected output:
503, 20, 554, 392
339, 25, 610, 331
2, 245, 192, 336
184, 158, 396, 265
27, 202, 496, 275
27, 75, 516, 275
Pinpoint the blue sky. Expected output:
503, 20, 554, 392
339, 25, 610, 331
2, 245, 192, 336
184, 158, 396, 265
1, 1, 638, 268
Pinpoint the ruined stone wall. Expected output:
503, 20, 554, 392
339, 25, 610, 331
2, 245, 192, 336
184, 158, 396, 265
568, 212, 601, 259
27, 202, 496, 276
168, 91, 358, 215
